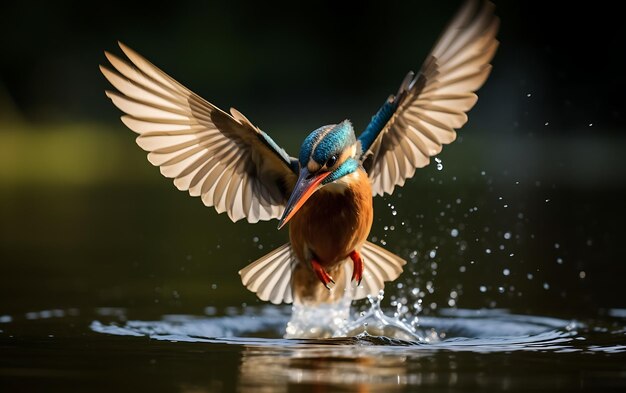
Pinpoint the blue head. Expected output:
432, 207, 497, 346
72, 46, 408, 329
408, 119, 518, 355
278, 120, 360, 228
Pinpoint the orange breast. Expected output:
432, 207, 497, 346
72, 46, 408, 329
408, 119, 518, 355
289, 167, 373, 269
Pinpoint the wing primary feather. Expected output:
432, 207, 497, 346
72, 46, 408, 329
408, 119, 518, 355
102, 43, 298, 223
356, 0, 498, 196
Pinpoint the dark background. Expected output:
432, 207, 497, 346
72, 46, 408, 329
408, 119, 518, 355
1, 0, 625, 318
2, 1, 625, 131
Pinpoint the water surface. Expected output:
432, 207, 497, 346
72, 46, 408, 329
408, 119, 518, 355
1, 303, 625, 392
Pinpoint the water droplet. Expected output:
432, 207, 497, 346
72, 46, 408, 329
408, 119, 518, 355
527, 273, 534, 280
556, 257, 563, 264
450, 228, 459, 237
543, 282, 550, 290
554, 243, 560, 249
485, 248, 492, 254
479, 285, 487, 293
588, 123, 593, 127
459, 266, 466, 273
544, 121, 549, 126
252, 236, 259, 243
503, 268, 510, 276
429, 249, 437, 258
579, 271, 586, 279
504, 232, 512, 240
526, 93, 532, 97
498, 286, 505, 293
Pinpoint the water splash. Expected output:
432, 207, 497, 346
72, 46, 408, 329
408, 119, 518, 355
334, 292, 426, 341
284, 290, 421, 340
284, 296, 352, 339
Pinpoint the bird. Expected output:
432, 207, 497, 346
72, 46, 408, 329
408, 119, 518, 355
100, 0, 498, 306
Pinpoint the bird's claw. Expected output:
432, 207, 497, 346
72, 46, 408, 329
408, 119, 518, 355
349, 250, 363, 286
311, 259, 335, 290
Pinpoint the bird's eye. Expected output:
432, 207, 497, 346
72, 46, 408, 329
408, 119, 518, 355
326, 155, 337, 168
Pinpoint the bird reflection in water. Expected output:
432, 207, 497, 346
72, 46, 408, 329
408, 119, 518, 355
237, 344, 409, 392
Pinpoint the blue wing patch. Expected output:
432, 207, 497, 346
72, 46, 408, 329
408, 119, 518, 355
357, 100, 398, 155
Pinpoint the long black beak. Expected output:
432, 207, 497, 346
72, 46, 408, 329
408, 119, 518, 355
277, 168, 330, 230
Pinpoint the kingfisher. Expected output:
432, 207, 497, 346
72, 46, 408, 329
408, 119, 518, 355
101, 0, 498, 305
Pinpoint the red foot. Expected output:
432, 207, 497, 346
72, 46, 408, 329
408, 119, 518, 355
311, 259, 335, 290
349, 250, 363, 286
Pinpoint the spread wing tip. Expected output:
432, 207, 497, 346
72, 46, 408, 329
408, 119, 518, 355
358, 0, 499, 197
100, 43, 301, 225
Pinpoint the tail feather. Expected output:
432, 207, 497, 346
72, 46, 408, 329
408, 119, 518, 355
239, 241, 406, 305
238, 243, 296, 304
352, 241, 406, 300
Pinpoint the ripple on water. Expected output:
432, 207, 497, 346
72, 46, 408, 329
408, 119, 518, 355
88, 305, 626, 354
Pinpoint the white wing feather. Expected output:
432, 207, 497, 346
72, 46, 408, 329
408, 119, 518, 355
363, 0, 499, 196
101, 43, 297, 223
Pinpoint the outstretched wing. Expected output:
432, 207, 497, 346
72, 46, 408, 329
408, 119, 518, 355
101, 42, 298, 223
358, 0, 499, 196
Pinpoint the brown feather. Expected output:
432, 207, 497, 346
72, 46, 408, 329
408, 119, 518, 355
288, 168, 373, 304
